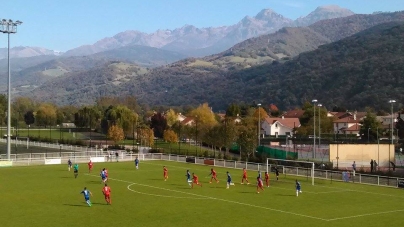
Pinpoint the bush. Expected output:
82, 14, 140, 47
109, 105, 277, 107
217, 153, 223, 159
149, 148, 164, 153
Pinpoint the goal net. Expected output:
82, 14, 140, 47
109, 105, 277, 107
266, 158, 315, 185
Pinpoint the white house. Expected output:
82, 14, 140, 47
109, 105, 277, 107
177, 113, 187, 122
181, 117, 195, 126
261, 116, 300, 137
376, 113, 398, 126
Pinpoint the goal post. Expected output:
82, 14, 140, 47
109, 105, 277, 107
266, 158, 315, 185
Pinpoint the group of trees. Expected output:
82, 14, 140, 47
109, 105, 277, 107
2, 93, 404, 150
0, 95, 153, 146
158, 103, 268, 159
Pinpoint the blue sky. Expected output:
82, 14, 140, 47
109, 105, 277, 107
1, 0, 403, 51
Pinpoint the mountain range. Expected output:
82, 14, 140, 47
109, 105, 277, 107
4, 5, 404, 112
64, 5, 354, 57
1, 5, 353, 61
26, 15, 404, 111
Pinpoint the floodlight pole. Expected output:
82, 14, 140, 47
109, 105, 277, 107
318, 103, 322, 151
257, 103, 261, 147
312, 99, 318, 159
1, 19, 22, 160
388, 99, 396, 172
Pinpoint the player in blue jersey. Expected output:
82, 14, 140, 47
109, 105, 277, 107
100, 169, 107, 183
80, 187, 93, 207
134, 157, 139, 169
226, 171, 234, 189
186, 170, 192, 187
68, 159, 72, 171
295, 180, 302, 197
73, 163, 79, 178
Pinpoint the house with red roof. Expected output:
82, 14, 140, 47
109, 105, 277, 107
333, 114, 361, 135
181, 117, 195, 126
262, 116, 301, 137
282, 109, 305, 118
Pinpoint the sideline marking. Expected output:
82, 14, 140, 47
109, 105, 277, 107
314, 184, 404, 199
85, 174, 327, 221
327, 209, 404, 221
126, 183, 210, 200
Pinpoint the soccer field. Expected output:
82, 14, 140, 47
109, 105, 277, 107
1, 160, 402, 227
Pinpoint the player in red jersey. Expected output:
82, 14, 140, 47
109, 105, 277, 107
88, 160, 93, 173
192, 173, 202, 188
264, 171, 270, 187
102, 183, 111, 205
241, 168, 249, 184
256, 177, 264, 193
163, 166, 168, 181
209, 168, 219, 183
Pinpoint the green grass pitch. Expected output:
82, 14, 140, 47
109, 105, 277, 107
1, 160, 402, 227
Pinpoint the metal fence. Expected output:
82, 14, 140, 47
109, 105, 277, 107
1, 151, 403, 188
0, 138, 151, 154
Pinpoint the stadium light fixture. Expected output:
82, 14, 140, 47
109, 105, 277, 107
0, 19, 23, 160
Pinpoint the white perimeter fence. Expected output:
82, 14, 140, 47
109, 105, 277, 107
1, 152, 403, 189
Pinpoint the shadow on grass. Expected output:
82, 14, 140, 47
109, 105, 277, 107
148, 178, 164, 181
87, 180, 102, 184
92, 202, 109, 206
63, 203, 88, 207
276, 194, 295, 197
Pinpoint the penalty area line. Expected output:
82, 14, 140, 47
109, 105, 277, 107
85, 174, 327, 222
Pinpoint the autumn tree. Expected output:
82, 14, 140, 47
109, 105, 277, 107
269, 104, 281, 117
166, 109, 178, 128
12, 97, 36, 122
138, 126, 154, 147
102, 105, 138, 136
108, 125, 125, 145
35, 103, 57, 127
163, 129, 178, 148
253, 106, 269, 120
188, 103, 217, 142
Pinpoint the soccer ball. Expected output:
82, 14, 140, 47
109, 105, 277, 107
299, 191, 302, 193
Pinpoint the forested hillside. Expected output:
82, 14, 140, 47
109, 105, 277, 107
29, 22, 404, 111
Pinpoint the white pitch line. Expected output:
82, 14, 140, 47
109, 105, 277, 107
314, 184, 404, 199
327, 209, 404, 221
85, 174, 327, 221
